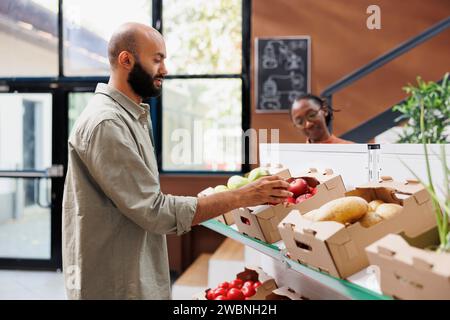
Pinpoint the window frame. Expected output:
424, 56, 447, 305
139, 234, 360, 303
0, 0, 251, 270
152, 0, 251, 175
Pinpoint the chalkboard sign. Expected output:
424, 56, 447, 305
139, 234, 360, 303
255, 36, 311, 113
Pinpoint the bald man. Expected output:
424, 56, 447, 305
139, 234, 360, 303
62, 23, 292, 300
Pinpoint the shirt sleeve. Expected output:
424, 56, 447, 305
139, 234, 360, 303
80, 118, 197, 236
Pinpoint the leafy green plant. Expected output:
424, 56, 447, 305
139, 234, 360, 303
393, 73, 450, 143
401, 96, 449, 252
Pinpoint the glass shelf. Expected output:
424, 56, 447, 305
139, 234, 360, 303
201, 219, 392, 300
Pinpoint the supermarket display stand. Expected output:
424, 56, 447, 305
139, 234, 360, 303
198, 144, 449, 300
201, 219, 392, 300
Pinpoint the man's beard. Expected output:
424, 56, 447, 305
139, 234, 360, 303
127, 60, 163, 100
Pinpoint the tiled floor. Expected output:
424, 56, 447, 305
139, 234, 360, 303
0, 270, 180, 300
0, 206, 50, 259
0, 270, 66, 300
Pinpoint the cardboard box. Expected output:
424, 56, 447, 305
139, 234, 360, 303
196, 165, 289, 226
193, 266, 278, 300
265, 287, 308, 300
233, 168, 346, 244
197, 186, 235, 225
215, 211, 235, 225
238, 266, 279, 300
366, 228, 450, 300
286, 168, 347, 215
278, 177, 437, 278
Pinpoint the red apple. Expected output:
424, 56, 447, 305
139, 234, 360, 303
296, 193, 313, 204
285, 197, 296, 204
206, 289, 216, 300
288, 178, 308, 197
308, 186, 318, 195
241, 285, 256, 298
227, 288, 245, 300
229, 278, 243, 289
218, 281, 230, 289
213, 287, 228, 297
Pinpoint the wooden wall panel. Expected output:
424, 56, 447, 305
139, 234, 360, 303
252, 0, 450, 141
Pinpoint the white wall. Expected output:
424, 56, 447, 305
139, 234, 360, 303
260, 143, 450, 199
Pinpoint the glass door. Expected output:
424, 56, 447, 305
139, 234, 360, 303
0, 92, 64, 269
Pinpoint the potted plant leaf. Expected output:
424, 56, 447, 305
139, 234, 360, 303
393, 73, 450, 143
401, 103, 449, 252
365, 84, 450, 299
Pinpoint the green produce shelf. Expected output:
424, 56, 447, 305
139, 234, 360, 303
201, 219, 393, 300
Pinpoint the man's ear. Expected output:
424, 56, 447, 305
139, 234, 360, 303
117, 51, 134, 70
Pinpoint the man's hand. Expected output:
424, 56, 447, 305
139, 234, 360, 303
236, 175, 292, 207
192, 175, 292, 226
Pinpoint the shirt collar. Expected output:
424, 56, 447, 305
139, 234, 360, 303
95, 83, 150, 120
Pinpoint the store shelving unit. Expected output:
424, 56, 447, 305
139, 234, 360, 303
201, 219, 392, 300
198, 144, 450, 300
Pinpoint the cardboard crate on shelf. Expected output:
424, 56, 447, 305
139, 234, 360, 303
265, 287, 308, 300
197, 186, 236, 225
233, 168, 346, 244
366, 228, 450, 300
278, 177, 437, 279
197, 165, 290, 226
193, 266, 278, 300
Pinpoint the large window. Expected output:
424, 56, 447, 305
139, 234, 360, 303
163, 0, 242, 75
162, 78, 242, 171
0, 93, 52, 170
160, 0, 248, 172
0, 93, 52, 259
0, 0, 59, 77
68, 92, 94, 134
62, 0, 152, 76
0, 0, 249, 269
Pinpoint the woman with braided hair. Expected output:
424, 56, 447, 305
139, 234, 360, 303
290, 94, 354, 144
